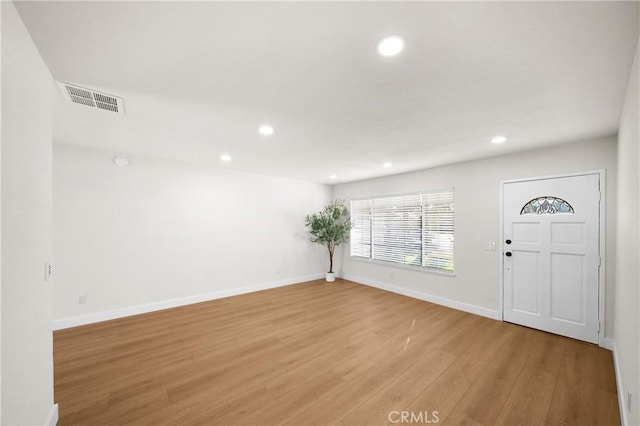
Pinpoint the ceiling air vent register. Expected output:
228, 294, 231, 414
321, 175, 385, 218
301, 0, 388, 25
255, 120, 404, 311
57, 81, 124, 114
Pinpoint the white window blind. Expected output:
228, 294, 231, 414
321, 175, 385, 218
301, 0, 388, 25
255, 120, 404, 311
422, 190, 455, 272
372, 194, 422, 266
350, 199, 372, 258
350, 189, 454, 273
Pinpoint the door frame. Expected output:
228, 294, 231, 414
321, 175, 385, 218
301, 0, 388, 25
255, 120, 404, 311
499, 169, 606, 347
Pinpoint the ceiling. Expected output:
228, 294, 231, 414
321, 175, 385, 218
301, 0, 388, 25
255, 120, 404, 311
15, 1, 639, 184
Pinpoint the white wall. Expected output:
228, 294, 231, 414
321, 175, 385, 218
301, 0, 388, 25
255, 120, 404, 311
334, 137, 617, 335
615, 36, 639, 426
1, 2, 55, 425
1, 3, 4, 421
0, 3, 3, 419
53, 144, 332, 325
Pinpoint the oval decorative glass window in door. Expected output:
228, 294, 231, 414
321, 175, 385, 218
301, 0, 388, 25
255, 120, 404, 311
520, 196, 574, 215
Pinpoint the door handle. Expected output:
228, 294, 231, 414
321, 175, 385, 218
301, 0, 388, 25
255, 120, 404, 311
505, 239, 512, 244
505, 252, 512, 257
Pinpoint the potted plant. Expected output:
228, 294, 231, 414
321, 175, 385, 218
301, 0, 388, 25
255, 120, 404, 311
305, 200, 351, 282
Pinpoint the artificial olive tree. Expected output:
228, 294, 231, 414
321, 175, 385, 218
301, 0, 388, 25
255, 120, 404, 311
305, 200, 351, 274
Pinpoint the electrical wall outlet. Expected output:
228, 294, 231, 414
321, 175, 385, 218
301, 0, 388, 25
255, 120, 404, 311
44, 262, 52, 281
77, 294, 86, 305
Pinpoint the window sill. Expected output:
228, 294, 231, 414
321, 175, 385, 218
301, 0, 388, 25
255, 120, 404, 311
347, 256, 456, 277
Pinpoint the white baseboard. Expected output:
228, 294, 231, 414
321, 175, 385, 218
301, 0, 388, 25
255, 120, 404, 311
342, 274, 500, 320
52, 274, 324, 330
45, 404, 59, 426
602, 337, 615, 351
611, 340, 629, 426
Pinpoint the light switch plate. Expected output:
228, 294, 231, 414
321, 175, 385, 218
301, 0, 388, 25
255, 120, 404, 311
484, 241, 496, 251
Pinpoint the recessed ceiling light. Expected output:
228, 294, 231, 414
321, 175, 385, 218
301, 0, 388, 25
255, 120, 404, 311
113, 156, 129, 167
383, 162, 392, 168
377, 35, 405, 57
220, 154, 231, 162
329, 175, 337, 180
258, 125, 274, 136
491, 136, 507, 144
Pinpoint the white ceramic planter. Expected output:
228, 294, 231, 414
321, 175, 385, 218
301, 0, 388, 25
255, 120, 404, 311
325, 272, 336, 282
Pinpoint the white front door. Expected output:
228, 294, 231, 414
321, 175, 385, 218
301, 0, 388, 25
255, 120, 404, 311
503, 173, 600, 344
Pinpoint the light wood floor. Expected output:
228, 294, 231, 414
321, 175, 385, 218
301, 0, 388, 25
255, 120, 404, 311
54, 279, 620, 425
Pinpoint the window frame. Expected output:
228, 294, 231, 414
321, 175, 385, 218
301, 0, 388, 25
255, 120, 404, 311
349, 188, 455, 276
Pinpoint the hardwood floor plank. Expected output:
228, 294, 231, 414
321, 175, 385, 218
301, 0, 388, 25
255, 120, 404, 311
441, 320, 517, 383
493, 368, 556, 426
456, 326, 538, 425
339, 349, 456, 425
442, 410, 488, 426
53, 279, 620, 426
403, 367, 473, 425
523, 330, 568, 376
597, 389, 622, 426
545, 339, 599, 425
597, 347, 619, 394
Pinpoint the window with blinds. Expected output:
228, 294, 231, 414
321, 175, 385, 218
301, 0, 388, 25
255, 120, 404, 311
350, 199, 372, 258
350, 189, 454, 273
